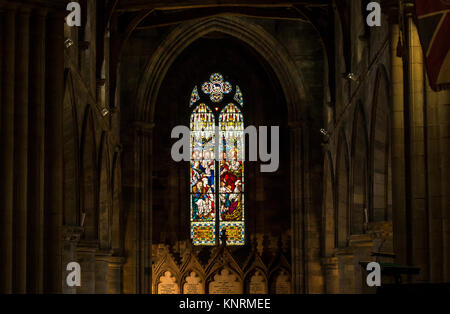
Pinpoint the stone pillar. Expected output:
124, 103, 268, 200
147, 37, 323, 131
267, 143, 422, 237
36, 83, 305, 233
390, 21, 408, 267
367, 221, 395, 286
108, 256, 125, 294
335, 248, 355, 294
438, 89, 450, 281
289, 121, 305, 293
27, 9, 47, 294
13, 8, 30, 294
0, 8, 16, 294
95, 251, 112, 293
123, 121, 153, 294
322, 257, 339, 294
423, 67, 450, 282
44, 12, 64, 293
348, 234, 373, 293
407, 18, 428, 282
62, 226, 83, 294
76, 241, 98, 294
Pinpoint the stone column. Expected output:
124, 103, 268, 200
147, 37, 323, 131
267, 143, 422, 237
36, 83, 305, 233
44, 12, 65, 293
76, 241, 98, 294
0, 8, 16, 294
13, 8, 30, 294
367, 221, 395, 286
62, 226, 83, 294
438, 89, 450, 281
27, 9, 47, 294
289, 121, 306, 293
137, 122, 153, 294
108, 256, 125, 293
95, 251, 112, 293
335, 248, 355, 294
348, 234, 373, 293
390, 21, 408, 267
407, 17, 428, 282
322, 257, 338, 294
122, 121, 153, 294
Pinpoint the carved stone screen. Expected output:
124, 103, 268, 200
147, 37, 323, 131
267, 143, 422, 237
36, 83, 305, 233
273, 270, 291, 294
248, 270, 267, 294
157, 271, 180, 294
208, 268, 242, 294
183, 271, 204, 294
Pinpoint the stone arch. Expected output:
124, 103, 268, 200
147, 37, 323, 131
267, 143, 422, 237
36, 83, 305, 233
269, 267, 291, 294
134, 16, 311, 124
370, 66, 392, 222
207, 267, 243, 294
323, 151, 335, 256
155, 269, 180, 294
350, 103, 369, 235
335, 131, 349, 248
181, 269, 205, 294
80, 105, 98, 241
244, 267, 268, 294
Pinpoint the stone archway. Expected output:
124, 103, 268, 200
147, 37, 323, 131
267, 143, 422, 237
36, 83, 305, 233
121, 15, 324, 294
135, 16, 309, 123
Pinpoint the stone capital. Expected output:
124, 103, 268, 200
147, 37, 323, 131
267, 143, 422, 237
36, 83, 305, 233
333, 247, 354, 259
367, 221, 393, 240
62, 225, 84, 243
108, 256, 126, 268
131, 121, 155, 136
95, 249, 113, 262
348, 234, 374, 248
321, 257, 338, 268
77, 240, 99, 253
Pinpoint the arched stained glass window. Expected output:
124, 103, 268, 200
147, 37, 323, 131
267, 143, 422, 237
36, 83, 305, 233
189, 74, 245, 246
190, 104, 216, 246
219, 104, 245, 245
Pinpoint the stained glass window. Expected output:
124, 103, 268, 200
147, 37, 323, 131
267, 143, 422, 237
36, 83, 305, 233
234, 85, 244, 107
190, 74, 245, 246
201, 73, 232, 103
190, 104, 216, 245
190, 86, 200, 107
219, 104, 245, 245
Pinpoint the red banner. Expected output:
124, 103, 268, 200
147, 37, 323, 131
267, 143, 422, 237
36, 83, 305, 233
415, 0, 450, 90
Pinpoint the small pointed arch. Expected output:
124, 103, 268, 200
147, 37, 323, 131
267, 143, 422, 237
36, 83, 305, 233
243, 245, 268, 294
181, 269, 205, 294
80, 105, 99, 241
335, 130, 350, 248
268, 251, 291, 294
205, 247, 243, 294
152, 250, 181, 294
234, 85, 244, 107
350, 102, 369, 235
244, 267, 268, 294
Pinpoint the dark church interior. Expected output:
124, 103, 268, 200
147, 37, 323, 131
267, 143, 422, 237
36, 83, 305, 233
0, 0, 449, 295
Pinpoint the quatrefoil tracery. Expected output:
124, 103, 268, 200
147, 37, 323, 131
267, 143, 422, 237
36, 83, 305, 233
201, 73, 232, 103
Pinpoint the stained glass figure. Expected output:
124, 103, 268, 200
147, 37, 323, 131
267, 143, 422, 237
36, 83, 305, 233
201, 73, 232, 103
190, 86, 200, 107
234, 85, 244, 107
